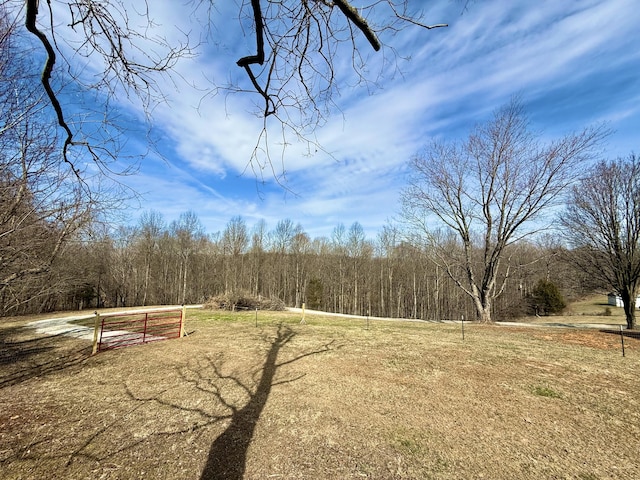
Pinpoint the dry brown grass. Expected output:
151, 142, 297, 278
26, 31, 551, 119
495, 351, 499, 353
1, 307, 639, 479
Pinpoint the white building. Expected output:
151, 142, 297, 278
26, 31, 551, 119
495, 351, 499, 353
607, 293, 640, 308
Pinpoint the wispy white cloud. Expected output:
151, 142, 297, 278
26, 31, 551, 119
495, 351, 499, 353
30, 0, 640, 238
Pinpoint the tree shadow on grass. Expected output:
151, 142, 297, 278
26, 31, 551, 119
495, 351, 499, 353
3, 322, 335, 478
74, 323, 335, 478
199, 324, 334, 480
0, 325, 89, 388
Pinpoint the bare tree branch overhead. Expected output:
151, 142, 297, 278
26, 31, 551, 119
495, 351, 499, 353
24, 0, 74, 163
16, 0, 446, 177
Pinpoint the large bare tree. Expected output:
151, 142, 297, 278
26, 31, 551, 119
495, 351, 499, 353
562, 155, 640, 330
401, 99, 606, 323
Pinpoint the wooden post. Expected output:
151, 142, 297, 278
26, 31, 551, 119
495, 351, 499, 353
92, 311, 100, 355
300, 303, 306, 324
620, 325, 625, 357
180, 304, 187, 338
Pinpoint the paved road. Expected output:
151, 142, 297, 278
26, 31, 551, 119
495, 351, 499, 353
287, 307, 624, 330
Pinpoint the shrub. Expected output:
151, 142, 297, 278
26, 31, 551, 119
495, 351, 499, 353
203, 291, 285, 311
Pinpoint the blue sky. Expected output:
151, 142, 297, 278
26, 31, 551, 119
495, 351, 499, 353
45, 0, 640, 239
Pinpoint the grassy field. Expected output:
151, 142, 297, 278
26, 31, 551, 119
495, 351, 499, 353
522, 295, 629, 326
1, 301, 639, 479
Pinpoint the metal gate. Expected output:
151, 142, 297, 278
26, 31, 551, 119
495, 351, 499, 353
92, 308, 184, 353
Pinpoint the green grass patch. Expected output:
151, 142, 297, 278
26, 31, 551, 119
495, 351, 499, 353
532, 384, 562, 398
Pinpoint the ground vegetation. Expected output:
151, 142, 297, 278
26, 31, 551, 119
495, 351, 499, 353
1, 308, 638, 479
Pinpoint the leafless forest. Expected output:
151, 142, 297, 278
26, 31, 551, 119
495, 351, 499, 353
2, 209, 595, 320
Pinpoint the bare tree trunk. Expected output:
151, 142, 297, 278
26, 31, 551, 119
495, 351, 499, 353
413, 271, 418, 319
295, 261, 300, 308
380, 265, 385, 317
182, 259, 188, 305
143, 261, 150, 306
353, 261, 358, 314
435, 266, 440, 322
620, 288, 638, 330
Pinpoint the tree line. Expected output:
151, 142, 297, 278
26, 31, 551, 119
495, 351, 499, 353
1, 207, 592, 321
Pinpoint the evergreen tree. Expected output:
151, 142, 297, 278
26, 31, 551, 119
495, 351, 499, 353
529, 279, 566, 315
